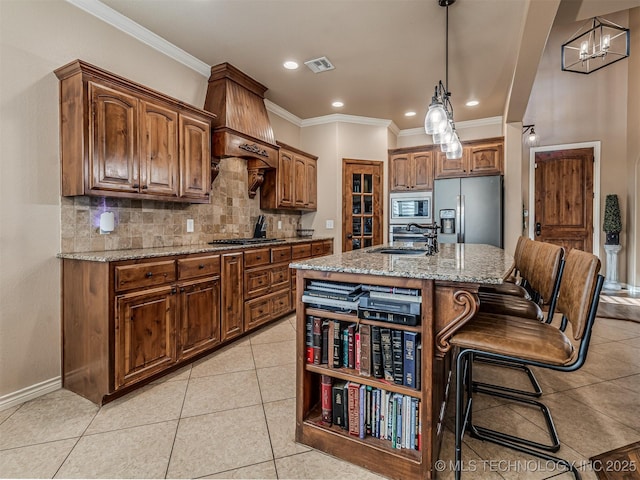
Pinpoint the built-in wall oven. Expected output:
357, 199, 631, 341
389, 191, 433, 242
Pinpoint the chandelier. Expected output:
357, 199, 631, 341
561, 16, 630, 74
424, 0, 462, 159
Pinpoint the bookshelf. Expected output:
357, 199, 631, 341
295, 269, 451, 480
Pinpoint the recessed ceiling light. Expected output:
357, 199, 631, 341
332, 101, 344, 108
404, 111, 417, 117
283, 61, 299, 70
466, 100, 479, 107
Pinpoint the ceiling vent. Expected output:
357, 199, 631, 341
304, 56, 335, 73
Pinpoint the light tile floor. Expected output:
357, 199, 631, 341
0, 313, 639, 479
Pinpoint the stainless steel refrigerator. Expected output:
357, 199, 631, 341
433, 175, 503, 247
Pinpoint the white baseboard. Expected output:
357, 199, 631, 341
0, 377, 62, 412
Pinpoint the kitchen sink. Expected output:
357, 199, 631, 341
368, 247, 429, 255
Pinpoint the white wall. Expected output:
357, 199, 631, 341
0, 0, 208, 402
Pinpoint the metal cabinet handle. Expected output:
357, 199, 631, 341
198, 264, 205, 269
145, 272, 153, 278
535, 222, 542, 237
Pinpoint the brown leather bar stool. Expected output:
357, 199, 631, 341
479, 235, 531, 298
448, 249, 603, 480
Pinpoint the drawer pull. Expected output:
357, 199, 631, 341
180, 287, 185, 293
198, 264, 205, 269
145, 272, 153, 278
256, 256, 262, 260
171, 287, 177, 295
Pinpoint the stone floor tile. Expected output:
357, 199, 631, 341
0, 438, 76, 478
191, 345, 255, 378
263, 397, 310, 458
275, 450, 388, 479
202, 460, 277, 479
0, 405, 19, 425
249, 318, 296, 345
251, 340, 296, 368
257, 363, 296, 403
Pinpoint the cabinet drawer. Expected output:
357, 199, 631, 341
115, 260, 176, 292
271, 264, 290, 291
292, 243, 312, 259
244, 248, 270, 268
321, 240, 333, 255
271, 290, 291, 317
271, 245, 292, 263
177, 255, 220, 280
244, 296, 272, 331
245, 268, 271, 299
311, 242, 324, 257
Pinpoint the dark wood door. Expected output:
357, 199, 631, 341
278, 150, 294, 208
534, 148, 594, 251
178, 278, 221, 361
434, 150, 466, 178
115, 285, 176, 389
179, 113, 211, 201
89, 82, 139, 193
305, 159, 317, 210
389, 153, 411, 191
140, 100, 178, 197
293, 155, 307, 208
342, 159, 384, 251
467, 142, 503, 176
412, 152, 434, 190
221, 252, 244, 341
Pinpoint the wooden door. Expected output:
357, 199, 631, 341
434, 150, 467, 178
412, 152, 434, 190
140, 100, 178, 197
390, 154, 411, 191
293, 155, 307, 208
534, 148, 594, 251
178, 278, 221, 361
179, 113, 211, 201
220, 252, 244, 341
342, 159, 384, 251
467, 142, 503, 176
278, 149, 295, 208
115, 285, 176, 389
305, 158, 317, 209
89, 82, 139, 193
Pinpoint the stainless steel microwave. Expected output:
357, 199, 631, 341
389, 191, 433, 225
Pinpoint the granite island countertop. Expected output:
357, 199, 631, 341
290, 242, 513, 284
57, 236, 334, 262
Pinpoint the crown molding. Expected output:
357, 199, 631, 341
264, 99, 303, 127
66, 0, 211, 77
302, 113, 397, 131
398, 115, 503, 137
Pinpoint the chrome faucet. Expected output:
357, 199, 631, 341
406, 222, 439, 231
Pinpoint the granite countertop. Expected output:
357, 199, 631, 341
290, 242, 513, 284
57, 237, 333, 262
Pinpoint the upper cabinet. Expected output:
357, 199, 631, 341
261, 142, 318, 211
389, 150, 434, 191
434, 138, 504, 179
55, 60, 215, 203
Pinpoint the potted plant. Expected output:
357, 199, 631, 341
603, 194, 622, 245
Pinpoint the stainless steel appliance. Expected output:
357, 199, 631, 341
434, 175, 503, 247
389, 224, 431, 243
389, 191, 432, 225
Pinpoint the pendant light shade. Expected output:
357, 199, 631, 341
446, 135, 463, 159
424, 97, 448, 134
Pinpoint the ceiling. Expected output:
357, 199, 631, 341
96, 0, 639, 130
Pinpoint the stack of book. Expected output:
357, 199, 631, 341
305, 316, 421, 390
320, 375, 421, 451
302, 281, 365, 313
358, 285, 422, 326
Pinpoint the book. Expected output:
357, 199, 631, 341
321, 375, 333, 424
355, 331, 361, 372
321, 321, 329, 364
312, 316, 322, 365
371, 325, 383, 378
357, 308, 419, 326
332, 381, 346, 427
403, 332, 418, 388
304, 289, 366, 302
365, 385, 372, 435
347, 323, 356, 369
395, 395, 403, 449
348, 382, 360, 436
302, 294, 360, 312
332, 320, 341, 368
359, 296, 421, 315
411, 397, 418, 450
369, 290, 423, 303
361, 284, 420, 296
359, 324, 371, 377
372, 388, 379, 438
342, 328, 349, 367
359, 384, 366, 439
308, 280, 363, 294
343, 382, 350, 431
380, 328, 394, 382
416, 342, 422, 390
305, 315, 314, 363
391, 330, 404, 385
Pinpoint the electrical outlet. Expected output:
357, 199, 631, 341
277, 220, 282, 230
186, 219, 194, 233
326, 219, 334, 229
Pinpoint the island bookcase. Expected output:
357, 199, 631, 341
295, 269, 463, 480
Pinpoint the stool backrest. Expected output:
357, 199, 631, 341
528, 242, 564, 305
556, 249, 602, 341
512, 236, 528, 275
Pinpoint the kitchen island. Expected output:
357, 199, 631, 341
290, 242, 513, 480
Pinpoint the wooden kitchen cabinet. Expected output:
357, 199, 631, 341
221, 252, 244, 341
389, 150, 434, 191
261, 141, 318, 211
55, 59, 215, 203
434, 138, 504, 179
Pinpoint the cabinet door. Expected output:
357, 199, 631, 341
221, 253, 244, 341
434, 150, 468, 178
305, 158, 317, 209
278, 149, 295, 208
412, 152, 434, 190
115, 285, 176, 389
179, 113, 211, 201
467, 142, 503, 176
140, 100, 179, 197
89, 82, 139, 193
178, 278, 220, 361
389, 154, 411, 191
293, 155, 307, 208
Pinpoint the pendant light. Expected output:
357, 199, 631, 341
424, 0, 461, 159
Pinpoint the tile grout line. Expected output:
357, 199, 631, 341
164, 365, 193, 479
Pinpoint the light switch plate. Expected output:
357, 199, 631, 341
186, 219, 194, 233
326, 220, 334, 229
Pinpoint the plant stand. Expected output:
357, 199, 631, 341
604, 244, 623, 290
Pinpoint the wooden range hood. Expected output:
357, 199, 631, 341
204, 63, 278, 198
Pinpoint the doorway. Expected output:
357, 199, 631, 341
529, 142, 600, 253
342, 159, 384, 252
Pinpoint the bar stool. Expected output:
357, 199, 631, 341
448, 249, 603, 480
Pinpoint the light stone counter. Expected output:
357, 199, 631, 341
290, 242, 513, 284
57, 237, 333, 262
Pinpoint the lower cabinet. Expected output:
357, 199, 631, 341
178, 277, 221, 361
221, 252, 244, 341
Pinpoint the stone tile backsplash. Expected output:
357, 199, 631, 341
60, 157, 303, 253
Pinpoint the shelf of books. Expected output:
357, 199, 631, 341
296, 271, 442, 480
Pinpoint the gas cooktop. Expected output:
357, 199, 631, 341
208, 238, 285, 245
